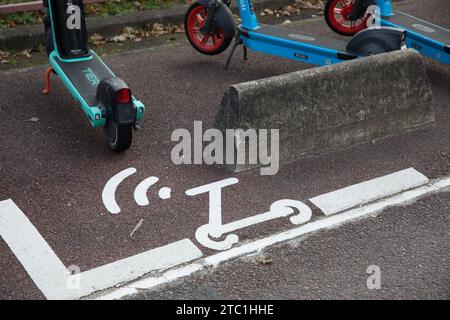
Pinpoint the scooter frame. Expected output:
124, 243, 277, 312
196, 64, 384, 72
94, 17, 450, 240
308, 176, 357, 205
192, 0, 404, 67
376, 0, 449, 65
236, 0, 352, 65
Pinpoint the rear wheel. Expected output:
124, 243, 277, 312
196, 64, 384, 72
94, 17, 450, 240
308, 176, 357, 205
324, 0, 369, 36
104, 119, 133, 152
184, 2, 233, 55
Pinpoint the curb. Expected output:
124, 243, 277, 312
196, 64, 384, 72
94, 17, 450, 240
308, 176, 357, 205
0, 0, 297, 51
215, 49, 435, 173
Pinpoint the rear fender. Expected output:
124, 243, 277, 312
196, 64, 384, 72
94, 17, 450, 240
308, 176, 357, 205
97, 77, 136, 126
346, 27, 405, 56
198, 0, 236, 38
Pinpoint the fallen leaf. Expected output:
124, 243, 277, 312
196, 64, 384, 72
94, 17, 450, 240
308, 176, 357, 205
25, 117, 40, 123
19, 50, 32, 58
255, 255, 273, 265
109, 34, 128, 43
90, 33, 106, 45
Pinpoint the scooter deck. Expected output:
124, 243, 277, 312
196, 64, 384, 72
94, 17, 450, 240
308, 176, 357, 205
254, 25, 350, 52
385, 11, 449, 50
52, 52, 115, 107
243, 24, 356, 65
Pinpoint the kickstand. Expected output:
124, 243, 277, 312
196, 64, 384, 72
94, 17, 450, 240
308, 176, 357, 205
225, 36, 248, 69
42, 67, 53, 95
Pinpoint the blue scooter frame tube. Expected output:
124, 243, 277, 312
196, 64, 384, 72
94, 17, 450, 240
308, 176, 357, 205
237, 0, 259, 30
236, 0, 352, 65
376, 0, 393, 17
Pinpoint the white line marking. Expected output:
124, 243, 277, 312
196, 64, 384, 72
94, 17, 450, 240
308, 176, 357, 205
309, 168, 429, 216
432, 176, 450, 189
102, 167, 137, 214
158, 187, 171, 200
132, 264, 204, 290
0, 200, 70, 300
97, 174, 450, 300
95, 287, 138, 300
0, 200, 203, 299
134, 176, 159, 206
96, 264, 206, 300
72, 239, 203, 299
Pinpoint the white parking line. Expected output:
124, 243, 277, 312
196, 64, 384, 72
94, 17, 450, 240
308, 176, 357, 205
0, 200, 203, 300
0, 200, 70, 300
309, 168, 429, 215
73, 239, 202, 299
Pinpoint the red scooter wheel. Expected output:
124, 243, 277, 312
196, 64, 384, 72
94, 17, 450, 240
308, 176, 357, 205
324, 0, 369, 36
184, 2, 232, 55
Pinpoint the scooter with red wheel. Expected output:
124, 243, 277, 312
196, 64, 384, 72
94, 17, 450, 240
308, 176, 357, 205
42, 0, 145, 151
324, 0, 449, 65
184, 0, 405, 68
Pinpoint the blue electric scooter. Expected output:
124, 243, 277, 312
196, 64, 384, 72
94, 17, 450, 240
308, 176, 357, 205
324, 0, 449, 65
184, 0, 405, 68
42, 0, 145, 151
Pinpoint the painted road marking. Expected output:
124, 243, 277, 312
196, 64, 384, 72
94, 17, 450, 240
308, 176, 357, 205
104, 169, 172, 214
186, 178, 312, 250
134, 176, 159, 206
309, 168, 429, 216
0, 200, 202, 299
71, 239, 202, 299
97, 174, 450, 300
0, 200, 70, 300
102, 167, 137, 214
433, 176, 450, 189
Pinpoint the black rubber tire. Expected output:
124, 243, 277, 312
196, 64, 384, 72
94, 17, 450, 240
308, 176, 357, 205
104, 120, 133, 152
324, 0, 362, 36
184, 2, 233, 56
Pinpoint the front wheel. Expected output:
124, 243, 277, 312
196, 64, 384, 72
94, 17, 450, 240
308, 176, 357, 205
104, 120, 133, 152
324, 0, 369, 36
184, 2, 233, 55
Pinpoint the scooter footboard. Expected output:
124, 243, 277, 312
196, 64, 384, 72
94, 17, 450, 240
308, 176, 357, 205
346, 27, 405, 56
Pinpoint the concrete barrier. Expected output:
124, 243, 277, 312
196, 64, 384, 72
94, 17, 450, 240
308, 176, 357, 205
215, 49, 435, 173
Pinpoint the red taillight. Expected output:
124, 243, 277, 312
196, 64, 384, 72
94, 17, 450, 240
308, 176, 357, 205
116, 88, 131, 104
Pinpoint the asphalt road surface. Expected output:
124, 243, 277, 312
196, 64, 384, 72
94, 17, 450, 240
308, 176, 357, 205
0, 0, 449, 299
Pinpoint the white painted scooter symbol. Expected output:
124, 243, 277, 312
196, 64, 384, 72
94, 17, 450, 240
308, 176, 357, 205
186, 178, 312, 250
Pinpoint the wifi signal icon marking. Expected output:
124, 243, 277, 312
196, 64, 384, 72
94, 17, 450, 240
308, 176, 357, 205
102, 167, 172, 214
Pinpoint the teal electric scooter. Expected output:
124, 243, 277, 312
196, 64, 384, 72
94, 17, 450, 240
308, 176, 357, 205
42, 0, 145, 151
